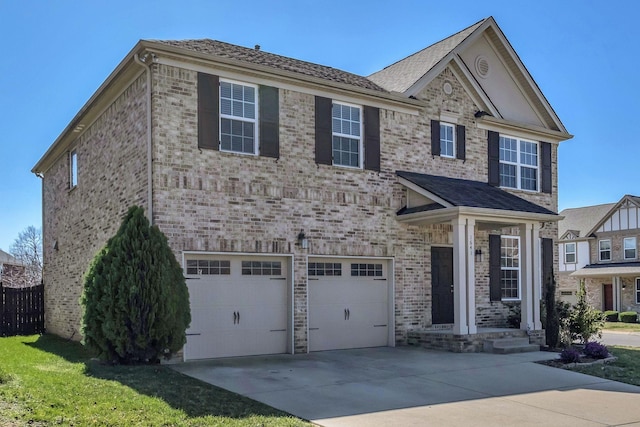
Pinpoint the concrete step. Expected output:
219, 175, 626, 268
483, 337, 539, 354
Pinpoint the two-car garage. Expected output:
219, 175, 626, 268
183, 253, 393, 360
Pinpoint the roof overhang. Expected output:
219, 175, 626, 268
571, 265, 640, 278
476, 115, 572, 144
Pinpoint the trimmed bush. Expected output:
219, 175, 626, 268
619, 311, 639, 323
560, 348, 581, 363
81, 206, 191, 363
583, 342, 609, 359
604, 310, 619, 322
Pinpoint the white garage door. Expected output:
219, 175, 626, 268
184, 255, 289, 360
308, 258, 390, 352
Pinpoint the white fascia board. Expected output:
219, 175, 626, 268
476, 115, 572, 143
397, 205, 561, 225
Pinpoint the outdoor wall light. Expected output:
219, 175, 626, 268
475, 249, 482, 262
297, 230, 309, 250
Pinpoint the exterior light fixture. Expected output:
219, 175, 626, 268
475, 249, 482, 262
297, 230, 308, 250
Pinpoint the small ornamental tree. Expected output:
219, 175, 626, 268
81, 206, 190, 363
569, 280, 604, 344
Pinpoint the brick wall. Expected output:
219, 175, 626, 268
42, 75, 149, 339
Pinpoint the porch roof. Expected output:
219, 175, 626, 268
396, 171, 560, 226
570, 262, 640, 278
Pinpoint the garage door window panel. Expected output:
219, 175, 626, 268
351, 263, 383, 277
186, 259, 231, 275
242, 260, 282, 275
308, 262, 342, 276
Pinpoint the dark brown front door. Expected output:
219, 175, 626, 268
603, 284, 613, 311
432, 247, 454, 324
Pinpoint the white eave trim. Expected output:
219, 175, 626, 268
476, 115, 572, 143
397, 205, 561, 225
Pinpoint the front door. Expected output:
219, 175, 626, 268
603, 284, 613, 311
432, 247, 454, 324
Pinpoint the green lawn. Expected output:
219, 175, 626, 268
603, 322, 640, 332
569, 346, 640, 387
0, 334, 311, 426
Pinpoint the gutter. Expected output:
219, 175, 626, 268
133, 52, 155, 224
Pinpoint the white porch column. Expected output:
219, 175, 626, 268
613, 277, 621, 311
452, 218, 468, 335
519, 222, 541, 330
466, 218, 477, 334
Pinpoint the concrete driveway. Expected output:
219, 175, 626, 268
171, 347, 640, 426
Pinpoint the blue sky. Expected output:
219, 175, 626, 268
1, 0, 638, 251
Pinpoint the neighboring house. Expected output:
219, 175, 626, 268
0, 249, 26, 287
559, 196, 640, 313
32, 16, 572, 360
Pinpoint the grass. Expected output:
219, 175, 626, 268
569, 346, 640, 387
603, 321, 640, 332
0, 334, 311, 426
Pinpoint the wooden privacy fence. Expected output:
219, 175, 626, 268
0, 283, 45, 336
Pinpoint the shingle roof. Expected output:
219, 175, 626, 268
396, 171, 557, 216
558, 203, 617, 239
368, 19, 487, 93
153, 39, 387, 92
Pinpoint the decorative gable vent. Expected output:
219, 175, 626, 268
475, 55, 490, 78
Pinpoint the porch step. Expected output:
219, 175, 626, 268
483, 337, 539, 354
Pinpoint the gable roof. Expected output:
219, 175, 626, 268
368, 19, 485, 93
583, 195, 640, 237
558, 203, 616, 239
396, 171, 557, 216
368, 17, 570, 137
154, 39, 387, 93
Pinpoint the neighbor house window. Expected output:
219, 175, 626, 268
564, 242, 576, 264
624, 237, 637, 260
499, 136, 538, 191
440, 123, 455, 158
220, 80, 257, 154
332, 102, 362, 168
501, 236, 520, 299
70, 149, 78, 188
599, 239, 611, 261
636, 278, 640, 304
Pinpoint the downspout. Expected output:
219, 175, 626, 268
134, 52, 154, 224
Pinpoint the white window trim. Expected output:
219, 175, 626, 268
70, 149, 78, 189
332, 100, 363, 169
499, 135, 539, 192
219, 79, 259, 156
440, 122, 456, 158
501, 235, 521, 301
636, 277, 640, 304
624, 237, 637, 260
564, 242, 576, 264
599, 239, 611, 261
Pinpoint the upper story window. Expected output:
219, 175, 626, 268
624, 237, 637, 260
500, 236, 520, 300
219, 80, 258, 155
499, 136, 538, 191
440, 123, 455, 158
332, 102, 362, 168
70, 149, 78, 188
564, 242, 576, 264
599, 239, 611, 261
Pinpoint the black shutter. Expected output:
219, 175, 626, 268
431, 120, 440, 156
542, 238, 554, 299
541, 142, 552, 194
197, 72, 219, 150
456, 125, 466, 161
487, 131, 500, 186
259, 85, 279, 158
364, 106, 380, 171
315, 96, 332, 165
489, 234, 502, 301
